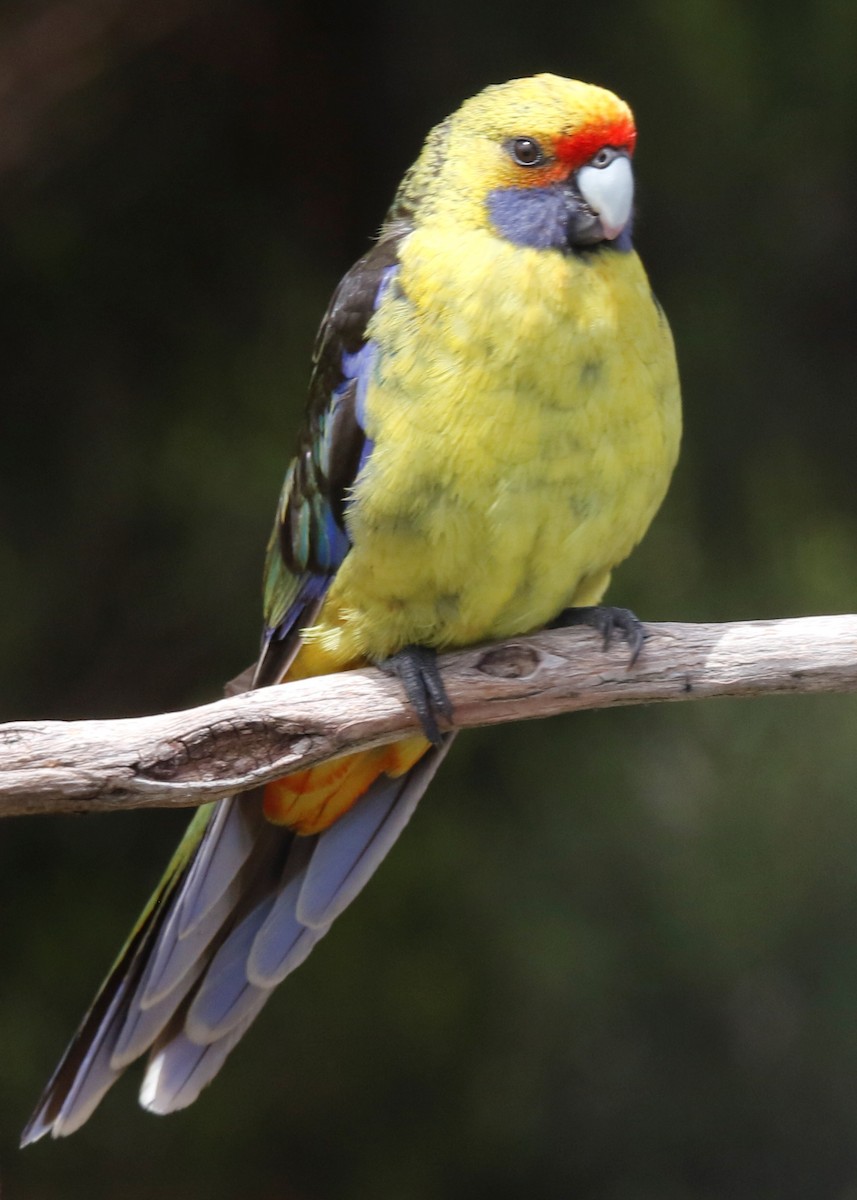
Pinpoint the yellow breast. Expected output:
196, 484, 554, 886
302, 225, 680, 667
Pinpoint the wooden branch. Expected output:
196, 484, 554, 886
3, 615, 857, 819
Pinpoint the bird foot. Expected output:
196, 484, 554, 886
550, 605, 646, 665
377, 644, 453, 746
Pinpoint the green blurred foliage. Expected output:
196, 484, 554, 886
2, 1, 857, 1196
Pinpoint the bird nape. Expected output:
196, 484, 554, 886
21, 72, 681, 1144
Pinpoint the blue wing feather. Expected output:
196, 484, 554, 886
254, 257, 399, 686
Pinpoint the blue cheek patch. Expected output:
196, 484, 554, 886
488, 185, 635, 253
487, 186, 571, 251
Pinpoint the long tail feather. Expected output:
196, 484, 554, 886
175, 797, 268, 942
23, 736, 454, 1140
139, 1012, 260, 1116
296, 743, 451, 928
20, 805, 216, 1146
134, 737, 454, 1118
33, 967, 134, 1141
184, 901, 278, 1043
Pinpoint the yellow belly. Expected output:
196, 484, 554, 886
303, 224, 681, 665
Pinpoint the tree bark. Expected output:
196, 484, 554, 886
2, 615, 857, 818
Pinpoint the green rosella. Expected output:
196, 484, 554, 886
23, 72, 680, 1142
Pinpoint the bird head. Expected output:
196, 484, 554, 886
391, 74, 637, 253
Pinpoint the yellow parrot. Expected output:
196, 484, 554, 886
22, 72, 680, 1142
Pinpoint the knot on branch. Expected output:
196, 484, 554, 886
135, 718, 315, 785
476, 643, 541, 679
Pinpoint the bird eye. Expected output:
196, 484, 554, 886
590, 146, 619, 169
509, 137, 544, 167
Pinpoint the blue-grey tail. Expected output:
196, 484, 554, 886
21, 736, 453, 1144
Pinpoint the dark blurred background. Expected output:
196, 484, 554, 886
3, 1, 857, 1197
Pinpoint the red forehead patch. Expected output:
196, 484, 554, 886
555, 115, 636, 172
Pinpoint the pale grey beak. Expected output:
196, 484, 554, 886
576, 154, 634, 241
